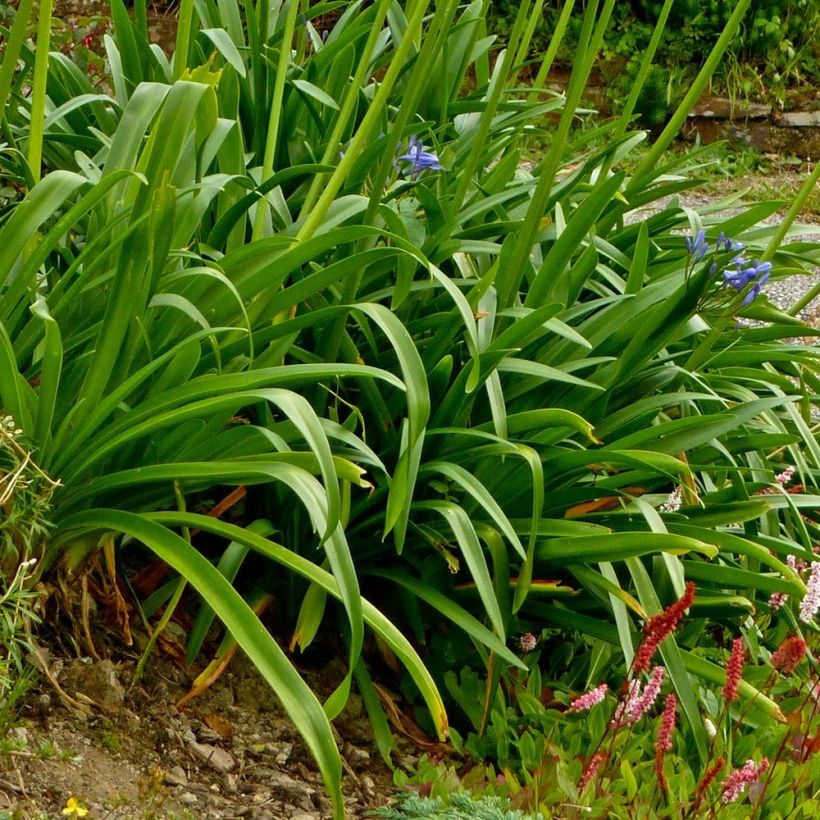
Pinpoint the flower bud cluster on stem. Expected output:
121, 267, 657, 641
633, 582, 696, 674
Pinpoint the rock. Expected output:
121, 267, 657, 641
778, 111, 820, 127
343, 742, 370, 766
315, 795, 333, 815
222, 773, 238, 793
289, 814, 320, 820
62, 659, 125, 709
690, 97, 771, 119
274, 742, 292, 764
267, 770, 314, 796
187, 740, 236, 772
361, 774, 376, 795
179, 792, 198, 805
165, 765, 187, 786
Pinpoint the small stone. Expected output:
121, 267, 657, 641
179, 792, 198, 805
165, 765, 187, 786
62, 659, 125, 708
274, 742, 292, 764
268, 770, 313, 795
222, 773, 238, 794
187, 740, 236, 772
361, 774, 376, 795
289, 814, 320, 820
344, 743, 370, 765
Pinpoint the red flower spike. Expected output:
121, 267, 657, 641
723, 638, 745, 704
772, 635, 808, 674
633, 582, 696, 673
654, 693, 677, 794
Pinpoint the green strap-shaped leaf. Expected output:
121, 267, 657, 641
127, 511, 450, 742
415, 500, 506, 640
56, 510, 345, 819
367, 568, 524, 670
421, 461, 525, 560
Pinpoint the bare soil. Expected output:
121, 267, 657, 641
0, 637, 418, 819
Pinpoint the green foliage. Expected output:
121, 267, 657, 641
400, 625, 820, 816
0, 0, 818, 816
489, 0, 819, 107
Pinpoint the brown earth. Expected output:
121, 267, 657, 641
0, 634, 424, 819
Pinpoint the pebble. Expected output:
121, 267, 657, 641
187, 740, 236, 772
344, 742, 370, 765
165, 765, 187, 786
274, 741, 292, 764
179, 792, 198, 805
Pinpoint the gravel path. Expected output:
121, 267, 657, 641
626, 190, 820, 332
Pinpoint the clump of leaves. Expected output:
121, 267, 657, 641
372, 792, 542, 820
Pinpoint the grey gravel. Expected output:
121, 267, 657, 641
625, 190, 820, 333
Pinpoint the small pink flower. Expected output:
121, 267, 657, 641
568, 683, 608, 713
612, 667, 665, 728
655, 694, 677, 793
721, 758, 769, 804
657, 693, 677, 752
659, 486, 682, 512
517, 632, 538, 653
799, 562, 820, 623
771, 635, 808, 674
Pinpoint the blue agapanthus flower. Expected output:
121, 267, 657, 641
397, 135, 443, 176
724, 259, 771, 305
717, 231, 744, 253
689, 230, 772, 311
685, 228, 709, 261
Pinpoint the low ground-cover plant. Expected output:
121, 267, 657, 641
0, 0, 818, 816
398, 581, 820, 816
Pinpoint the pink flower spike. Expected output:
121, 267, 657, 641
657, 693, 677, 752
776, 466, 795, 485
721, 758, 769, 804
627, 666, 665, 724
578, 751, 606, 792
799, 562, 820, 623
568, 683, 608, 713
768, 591, 788, 611
611, 679, 641, 728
